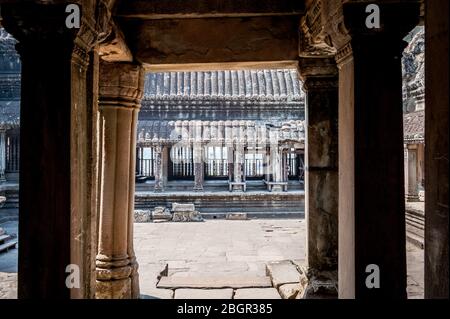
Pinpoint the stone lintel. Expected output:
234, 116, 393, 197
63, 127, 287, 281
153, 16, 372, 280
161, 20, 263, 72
120, 16, 300, 65
115, 0, 305, 19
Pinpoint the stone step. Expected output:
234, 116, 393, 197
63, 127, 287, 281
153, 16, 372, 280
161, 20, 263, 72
157, 274, 272, 289
406, 215, 424, 230
406, 231, 424, 249
0, 234, 11, 243
406, 208, 425, 219
405, 214, 425, 225
0, 240, 17, 253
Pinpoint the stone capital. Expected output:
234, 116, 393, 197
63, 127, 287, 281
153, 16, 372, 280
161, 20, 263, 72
298, 57, 338, 91
99, 62, 145, 109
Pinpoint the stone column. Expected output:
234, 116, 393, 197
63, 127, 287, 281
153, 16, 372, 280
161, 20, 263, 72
227, 146, 234, 183
425, 0, 449, 299
270, 146, 283, 192
161, 146, 169, 187
232, 143, 245, 191
193, 121, 204, 191
406, 145, 420, 201
330, 2, 419, 298
154, 145, 163, 192
0, 129, 6, 181
193, 143, 204, 191
97, 61, 145, 299
1, 2, 106, 298
298, 57, 338, 297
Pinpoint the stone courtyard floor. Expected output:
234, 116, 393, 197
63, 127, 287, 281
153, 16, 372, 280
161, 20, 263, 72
0, 218, 424, 299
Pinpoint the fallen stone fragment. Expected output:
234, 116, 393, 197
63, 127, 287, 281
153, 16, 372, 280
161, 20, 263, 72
278, 283, 300, 299
134, 210, 152, 223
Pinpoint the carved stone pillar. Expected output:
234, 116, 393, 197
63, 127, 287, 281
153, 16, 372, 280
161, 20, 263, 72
231, 143, 245, 192
270, 146, 283, 192
0, 129, 6, 181
193, 142, 204, 191
161, 146, 169, 187
97, 61, 144, 299
328, 1, 420, 298
1, 2, 108, 298
154, 145, 163, 192
406, 145, 420, 202
297, 57, 339, 297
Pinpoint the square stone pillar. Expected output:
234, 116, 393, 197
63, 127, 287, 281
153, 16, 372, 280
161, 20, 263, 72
331, 2, 420, 299
405, 145, 420, 202
1, 2, 106, 299
0, 129, 6, 181
298, 57, 338, 297
270, 146, 283, 192
162, 146, 169, 187
97, 61, 145, 299
193, 142, 204, 191
425, 0, 449, 299
231, 143, 245, 192
154, 145, 163, 192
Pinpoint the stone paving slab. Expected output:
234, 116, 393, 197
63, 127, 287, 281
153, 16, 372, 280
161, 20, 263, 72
234, 288, 281, 299
266, 260, 300, 288
157, 275, 272, 289
174, 288, 233, 299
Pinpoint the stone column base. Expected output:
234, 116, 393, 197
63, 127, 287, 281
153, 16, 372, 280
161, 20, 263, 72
95, 278, 131, 299
296, 266, 338, 299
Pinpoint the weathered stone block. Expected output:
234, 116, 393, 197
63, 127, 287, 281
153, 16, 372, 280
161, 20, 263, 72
278, 283, 300, 299
172, 211, 203, 222
265, 260, 300, 288
134, 210, 152, 223
172, 202, 195, 212
152, 206, 172, 220
226, 213, 248, 220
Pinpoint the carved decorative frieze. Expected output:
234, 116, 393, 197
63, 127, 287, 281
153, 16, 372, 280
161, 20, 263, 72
299, 0, 336, 58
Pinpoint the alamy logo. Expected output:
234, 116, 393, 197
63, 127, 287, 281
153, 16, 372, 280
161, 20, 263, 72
65, 4, 81, 29
65, 264, 80, 289
365, 264, 380, 289
365, 4, 380, 29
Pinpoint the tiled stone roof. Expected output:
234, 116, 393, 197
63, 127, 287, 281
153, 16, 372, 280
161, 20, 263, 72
404, 110, 424, 143
143, 69, 303, 101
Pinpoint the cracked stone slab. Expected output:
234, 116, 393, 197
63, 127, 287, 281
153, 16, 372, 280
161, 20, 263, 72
265, 260, 300, 288
174, 288, 233, 299
234, 288, 281, 299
